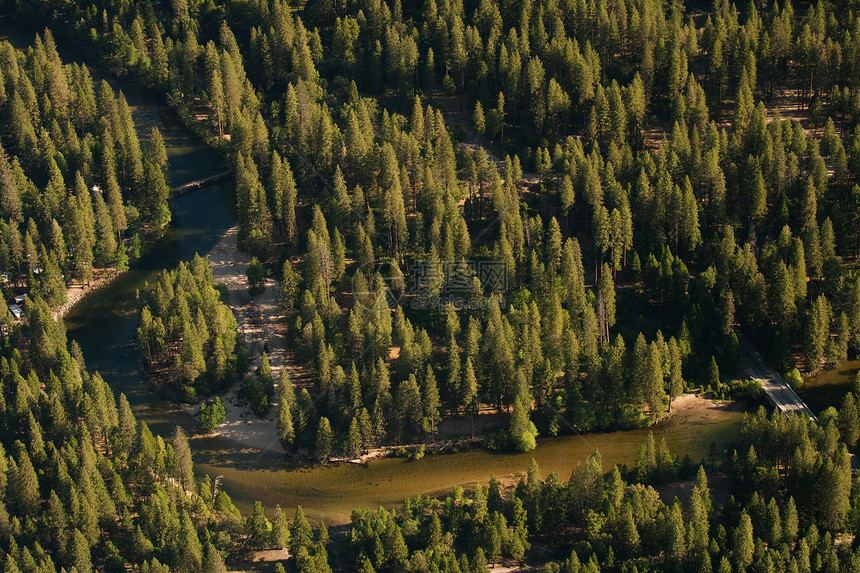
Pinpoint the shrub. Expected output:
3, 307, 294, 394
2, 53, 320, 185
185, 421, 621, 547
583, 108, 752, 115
246, 257, 268, 295
240, 376, 270, 416
712, 379, 763, 401
200, 397, 226, 432
784, 368, 804, 389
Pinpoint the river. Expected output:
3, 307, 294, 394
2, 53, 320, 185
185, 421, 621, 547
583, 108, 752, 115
1, 19, 748, 525
798, 360, 860, 414
192, 397, 745, 524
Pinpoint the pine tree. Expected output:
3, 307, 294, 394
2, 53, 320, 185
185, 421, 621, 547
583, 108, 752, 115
103, 171, 127, 242
246, 501, 272, 549
597, 263, 616, 342
331, 229, 346, 285
178, 315, 205, 388
659, 501, 685, 565
509, 391, 538, 452
619, 507, 640, 557
384, 521, 409, 569
9, 447, 39, 515
707, 356, 720, 390
68, 528, 92, 573
280, 259, 301, 313
783, 497, 798, 545
645, 343, 666, 420
258, 352, 273, 387
547, 78, 571, 133
804, 294, 831, 371
37, 246, 67, 305
205, 43, 225, 134
272, 153, 298, 245
820, 446, 852, 530
347, 417, 362, 458
235, 154, 273, 256
463, 357, 479, 439
148, 127, 168, 172
177, 510, 203, 571
173, 426, 194, 492
422, 365, 441, 442
290, 506, 313, 557
202, 543, 228, 573
92, 192, 117, 267
839, 392, 860, 448
200, 396, 226, 432
315, 416, 333, 462
271, 505, 290, 549
474, 101, 486, 135
799, 176, 818, 234
733, 512, 754, 570
277, 369, 296, 451
560, 175, 575, 218
592, 205, 611, 281
749, 164, 768, 225
142, 159, 171, 230
496, 92, 506, 141
445, 334, 461, 407
667, 338, 683, 412
396, 374, 423, 441
380, 144, 408, 259
764, 498, 782, 546
546, 217, 562, 278
689, 467, 710, 554
114, 393, 135, 457
247, 257, 268, 294
679, 177, 701, 252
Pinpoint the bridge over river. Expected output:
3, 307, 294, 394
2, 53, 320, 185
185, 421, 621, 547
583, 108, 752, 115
736, 332, 818, 423
174, 171, 231, 195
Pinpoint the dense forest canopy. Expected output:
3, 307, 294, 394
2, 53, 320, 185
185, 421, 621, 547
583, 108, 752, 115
0, 31, 174, 307
136, 253, 245, 402
52, 0, 860, 455
0, 0, 858, 569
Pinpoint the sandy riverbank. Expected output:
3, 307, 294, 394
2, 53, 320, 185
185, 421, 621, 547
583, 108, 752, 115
202, 226, 287, 453
52, 270, 117, 320
329, 392, 738, 470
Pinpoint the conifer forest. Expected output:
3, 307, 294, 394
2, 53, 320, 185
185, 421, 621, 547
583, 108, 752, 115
0, 0, 859, 569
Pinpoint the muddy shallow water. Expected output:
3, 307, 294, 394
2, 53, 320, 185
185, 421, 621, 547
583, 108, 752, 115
193, 396, 746, 524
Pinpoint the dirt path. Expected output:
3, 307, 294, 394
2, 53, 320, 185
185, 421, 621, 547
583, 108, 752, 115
204, 226, 290, 452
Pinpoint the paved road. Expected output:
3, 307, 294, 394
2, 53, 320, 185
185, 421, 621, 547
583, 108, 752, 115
736, 332, 818, 423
